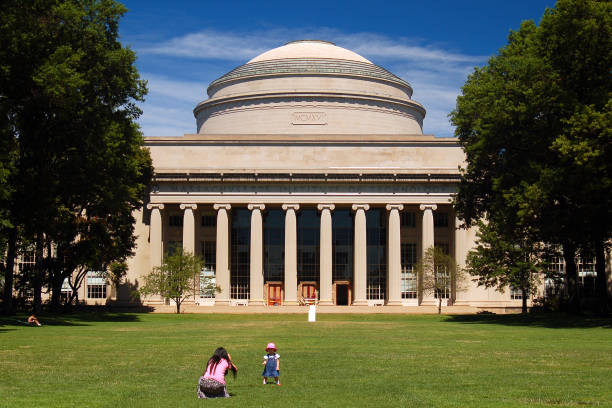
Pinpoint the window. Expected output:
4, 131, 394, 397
169, 214, 183, 227
166, 241, 182, 257
200, 269, 216, 299
400, 212, 416, 228
401, 243, 417, 299
201, 213, 216, 227
201, 241, 216, 271
297, 209, 320, 283
577, 254, 596, 297
510, 286, 522, 300
434, 243, 450, 299
230, 208, 250, 299
366, 209, 386, 300
87, 271, 107, 299
545, 256, 564, 297
332, 209, 353, 282
264, 209, 285, 282
434, 212, 449, 228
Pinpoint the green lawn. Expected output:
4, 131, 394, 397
1, 312, 611, 408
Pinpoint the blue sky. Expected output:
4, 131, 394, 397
121, 0, 556, 137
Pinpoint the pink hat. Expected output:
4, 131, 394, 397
266, 342, 276, 351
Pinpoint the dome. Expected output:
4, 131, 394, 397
194, 40, 426, 135
248, 40, 372, 64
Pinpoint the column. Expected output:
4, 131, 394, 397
282, 204, 299, 305
386, 204, 404, 305
213, 204, 231, 305
180, 204, 197, 255
248, 203, 265, 305
146, 203, 164, 270
420, 204, 437, 304
317, 204, 335, 305
352, 204, 369, 305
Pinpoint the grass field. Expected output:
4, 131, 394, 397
1, 312, 611, 408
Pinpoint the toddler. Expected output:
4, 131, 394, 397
261, 342, 280, 385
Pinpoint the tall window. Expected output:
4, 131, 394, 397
332, 209, 353, 282
434, 212, 449, 228
169, 214, 183, 227
230, 208, 250, 299
201, 212, 216, 227
86, 271, 107, 299
400, 212, 416, 228
366, 209, 386, 300
166, 241, 182, 257
546, 255, 564, 297
201, 241, 216, 271
297, 209, 320, 283
401, 243, 417, 299
577, 254, 596, 297
434, 243, 450, 299
264, 209, 285, 282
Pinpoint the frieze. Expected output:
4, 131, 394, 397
154, 183, 457, 195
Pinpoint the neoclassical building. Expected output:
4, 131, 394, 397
121, 40, 534, 309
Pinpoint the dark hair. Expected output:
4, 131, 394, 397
205, 347, 237, 378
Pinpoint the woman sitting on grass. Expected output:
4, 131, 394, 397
197, 347, 237, 399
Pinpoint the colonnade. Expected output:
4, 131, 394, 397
146, 202, 449, 305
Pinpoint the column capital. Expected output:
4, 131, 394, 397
247, 203, 265, 211
419, 204, 438, 211
146, 203, 165, 210
351, 204, 370, 212
282, 203, 300, 211
386, 204, 404, 211
317, 203, 335, 211
179, 203, 197, 210
213, 203, 231, 211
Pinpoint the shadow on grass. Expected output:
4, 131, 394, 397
444, 313, 612, 329
0, 312, 145, 328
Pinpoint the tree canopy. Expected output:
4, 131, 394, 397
0, 0, 152, 312
450, 0, 612, 312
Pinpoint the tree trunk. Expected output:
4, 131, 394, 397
176, 299, 181, 314
521, 288, 528, 314
2, 228, 17, 314
32, 236, 44, 313
562, 242, 580, 314
594, 240, 609, 316
49, 271, 63, 312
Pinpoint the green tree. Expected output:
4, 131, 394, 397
465, 221, 549, 313
139, 250, 214, 314
416, 247, 466, 314
0, 0, 153, 311
450, 0, 612, 313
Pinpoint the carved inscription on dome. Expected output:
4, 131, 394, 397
291, 111, 327, 125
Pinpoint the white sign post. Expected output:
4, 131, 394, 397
308, 305, 316, 322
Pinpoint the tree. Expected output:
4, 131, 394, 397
465, 221, 550, 313
0, 0, 153, 311
450, 0, 612, 313
139, 250, 216, 314
416, 247, 466, 314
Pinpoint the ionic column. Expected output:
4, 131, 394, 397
317, 204, 335, 305
214, 204, 231, 305
352, 204, 369, 305
420, 204, 437, 304
248, 204, 265, 305
180, 204, 197, 255
386, 204, 404, 305
282, 204, 299, 305
147, 203, 164, 270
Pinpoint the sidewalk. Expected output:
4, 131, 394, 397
149, 304, 491, 314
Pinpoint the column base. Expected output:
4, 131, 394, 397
385, 300, 403, 306
248, 299, 265, 306
351, 299, 368, 306
318, 299, 333, 306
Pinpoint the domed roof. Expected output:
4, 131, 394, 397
248, 40, 372, 64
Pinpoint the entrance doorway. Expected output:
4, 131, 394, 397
267, 282, 283, 306
335, 283, 350, 305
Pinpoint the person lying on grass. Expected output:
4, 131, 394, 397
197, 347, 237, 398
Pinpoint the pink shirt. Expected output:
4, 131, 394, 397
204, 359, 229, 384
